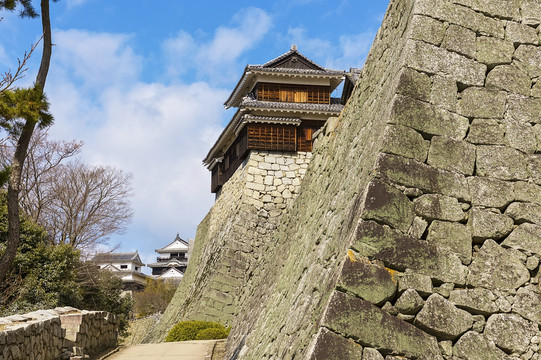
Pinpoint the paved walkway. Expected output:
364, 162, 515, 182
105, 340, 221, 360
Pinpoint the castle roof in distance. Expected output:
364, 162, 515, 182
155, 233, 189, 254
91, 251, 145, 267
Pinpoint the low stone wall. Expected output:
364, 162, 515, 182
0, 307, 118, 360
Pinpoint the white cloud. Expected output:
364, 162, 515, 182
163, 7, 272, 84
286, 27, 375, 71
64, 0, 91, 9
53, 29, 142, 89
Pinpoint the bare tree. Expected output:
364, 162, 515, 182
0, 35, 41, 94
43, 161, 134, 251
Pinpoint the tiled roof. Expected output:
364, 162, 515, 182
246, 66, 344, 76
240, 99, 344, 113
92, 252, 144, 265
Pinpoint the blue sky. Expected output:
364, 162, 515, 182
0, 0, 388, 273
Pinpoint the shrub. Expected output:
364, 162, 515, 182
165, 320, 229, 342
133, 278, 177, 317
195, 327, 230, 340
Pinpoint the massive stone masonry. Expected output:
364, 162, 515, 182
151, 0, 541, 358
145, 151, 311, 341
0, 307, 118, 360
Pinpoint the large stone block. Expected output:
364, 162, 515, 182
458, 87, 506, 118
395, 67, 431, 101
513, 285, 541, 325
376, 153, 470, 202
394, 289, 424, 315
389, 94, 469, 140
453, 331, 508, 360
337, 251, 397, 306
413, 194, 465, 222
403, 40, 486, 86
353, 221, 467, 285
307, 327, 364, 360
502, 223, 541, 256
466, 118, 505, 145
486, 65, 531, 96
430, 75, 458, 112
413, 0, 505, 38
507, 94, 541, 124
442, 24, 476, 58
448, 289, 498, 315
361, 178, 414, 232
409, 15, 446, 46
506, 21, 539, 45
514, 181, 541, 205
398, 272, 433, 297
485, 313, 537, 353
467, 239, 530, 290
505, 120, 538, 154
476, 145, 529, 181
514, 44, 541, 77
414, 294, 473, 341
452, 0, 521, 20
476, 36, 514, 66
467, 176, 513, 208
321, 291, 442, 360
469, 207, 514, 241
426, 221, 471, 264
427, 136, 476, 175
505, 202, 541, 225
381, 125, 429, 162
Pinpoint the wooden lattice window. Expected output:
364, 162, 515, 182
247, 124, 297, 152
257, 83, 330, 104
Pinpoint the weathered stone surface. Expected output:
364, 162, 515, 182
395, 67, 431, 101
485, 313, 537, 353
353, 221, 467, 285
505, 120, 538, 154
321, 291, 442, 360
514, 181, 541, 205
377, 153, 470, 202
413, 0, 505, 38
414, 294, 473, 341
486, 65, 531, 96
507, 95, 541, 124
513, 285, 541, 325
408, 216, 428, 239
398, 272, 433, 297
448, 289, 498, 315
442, 24, 476, 58
467, 239, 530, 290
458, 87, 506, 118
403, 40, 486, 86
413, 194, 465, 222
409, 15, 445, 46
361, 179, 414, 232
502, 223, 541, 256
467, 176, 513, 208
476, 145, 529, 181
453, 331, 508, 360
427, 221, 471, 264
452, 0, 520, 19
506, 21, 539, 45
362, 347, 384, 360
394, 289, 424, 315
476, 36, 514, 66
514, 44, 541, 77
389, 94, 469, 140
521, 0, 541, 25
381, 125, 429, 162
427, 136, 476, 175
430, 75, 457, 111
469, 207, 514, 241
466, 118, 505, 145
307, 327, 364, 360
337, 252, 397, 306
505, 202, 541, 225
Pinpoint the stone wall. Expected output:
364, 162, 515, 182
0, 307, 118, 360
145, 150, 310, 342
152, 0, 541, 358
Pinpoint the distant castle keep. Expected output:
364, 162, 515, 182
204, 45, 349, 195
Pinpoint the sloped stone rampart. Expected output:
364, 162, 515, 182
0, 307, 117, 360
152, 0, 541, 358
144, 151, 310, 342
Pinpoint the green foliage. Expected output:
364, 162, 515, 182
78, 269, 133, 336
165, 320, 230, 342
195, 327, 230, 340
133, 278, 177, 317
0, 0, 39, 18
0, 85, 53, 135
